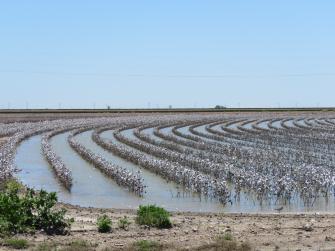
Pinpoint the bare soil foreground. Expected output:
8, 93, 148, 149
0, 137, 7, 146
2, 204, 335, 250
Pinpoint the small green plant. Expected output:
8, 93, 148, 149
223, 232, 233, 241
118, 216, 131, 230
0, 180, 73, 235
60, 240, 95, 251
136, 205, 172, 229
195, 234, 251, 251
34, 242, 57, 251
133, 240, 163, 251
3, 238, 29, 249
97, 215, 112, 233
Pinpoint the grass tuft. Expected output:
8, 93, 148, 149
132, 240, 164, 251
3, 238, 29, 249
194, 234, 252, 251
60, 240, 96, 251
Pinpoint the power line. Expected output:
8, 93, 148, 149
1, 70, 335, 79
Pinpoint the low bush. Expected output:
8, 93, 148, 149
97, 215, 112, 233
0, 180, 73, 235
136, 205, 172, 229
3, 238, 29, 249
133, 240, 164, 251
118, 216, 131, 230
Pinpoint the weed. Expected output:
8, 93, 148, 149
60, 240, 96, 251
97, 215, 112, 233
118, 216, 131, 230
3, 238, 29, 249
136, 205, 172, 229
194, 234, 252, 251
133, 240, 164, 251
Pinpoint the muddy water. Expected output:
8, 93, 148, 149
15, 133, 138, 208
14, 131, 335, 213
81, 130, 226, 212
15, 135, 65, 193
100, 129, 225, 212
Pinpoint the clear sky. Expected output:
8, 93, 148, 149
0, 1, 334, 109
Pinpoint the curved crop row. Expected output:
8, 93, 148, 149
41, 129, 73, 189
92, 128, 230, 204
68, 128, 145, 196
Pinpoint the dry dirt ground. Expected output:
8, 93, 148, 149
2, 204, 335, 251
0, 137, 7, 146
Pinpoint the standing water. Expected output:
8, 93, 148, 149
14, 132, 335, 213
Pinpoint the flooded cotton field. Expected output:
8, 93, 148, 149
1, 112, 335, 213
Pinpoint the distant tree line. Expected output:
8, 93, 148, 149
214, 105, 227, 109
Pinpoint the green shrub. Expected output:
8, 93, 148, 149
118, 216, 131, 230
3, 238, 29, 249
97, 215, 112, 233
0, 180, 73, 235
133, 240, 163, 251
136, 205, 172, 229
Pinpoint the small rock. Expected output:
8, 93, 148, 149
325, 236, 335, 241
140, 225, 150, 230
184, 230, 189, 234
302, 223, 313, 232
192, 228, 198, 233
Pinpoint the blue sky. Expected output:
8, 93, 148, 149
0, 1, 334, 108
